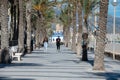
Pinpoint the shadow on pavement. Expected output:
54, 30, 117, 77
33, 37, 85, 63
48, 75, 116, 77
31, 51, 53, 54
0, 77, 34, 80
90, 72, 120, 80
51, 59, 81, 64
87, 59, 94, 66
0, 63, 44, 68
61, 51, 76, 54
23, 55, 45, 58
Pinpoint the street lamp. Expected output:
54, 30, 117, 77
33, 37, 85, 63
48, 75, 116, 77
111, 0, 118, 35
111, 0, 118, 60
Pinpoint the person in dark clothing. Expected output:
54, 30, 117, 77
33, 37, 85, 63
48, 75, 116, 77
31, 39, 33, 51
56, 36, 61, 51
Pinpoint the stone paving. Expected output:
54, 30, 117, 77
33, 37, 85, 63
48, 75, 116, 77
0, 43, 120, 80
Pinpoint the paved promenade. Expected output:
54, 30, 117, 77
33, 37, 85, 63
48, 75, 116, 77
0, 43, 120, 80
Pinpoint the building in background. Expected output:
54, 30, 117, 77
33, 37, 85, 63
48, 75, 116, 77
51, 23, 63, 43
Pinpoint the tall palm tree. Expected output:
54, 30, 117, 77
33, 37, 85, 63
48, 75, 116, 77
26, 0, 32, 53
59, 0, 82, 54
18, 0, 24, 52
33, 0, 55, 48
59, 6, 70, 47
80, 0, 99, 61
93, 0, 109, 71
33, 0, 47, 49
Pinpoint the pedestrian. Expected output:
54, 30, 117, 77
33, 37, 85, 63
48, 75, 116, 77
43, 37, 48, 52
56, 36, 61, 51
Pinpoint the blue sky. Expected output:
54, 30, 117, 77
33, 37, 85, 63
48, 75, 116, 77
108, 0, 120, 17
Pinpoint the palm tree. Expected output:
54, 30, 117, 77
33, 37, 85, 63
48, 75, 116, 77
18, 0, 24, 53
33, 0, 55, 48
80, 0, 99, 61
59, 0, 82, 54
33, 0, 47, 49
59, 6, 70, 47
93, 0, 109, 71
26, 0, 32, 53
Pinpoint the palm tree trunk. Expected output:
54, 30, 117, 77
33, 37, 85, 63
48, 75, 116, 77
63, 26, 68, 47
93, 0, 109, 71
71, 2, 77, 52
39, 30, 44, 45
67, 2, 72, 48
35, 19, 40, 49
76, 1, 82, 57
0, 0, 9, 49
0, 0, 9, 62
67, 26, 71, 48
18, 0, 24, 53
26, 0, 32, 53
71, 25, 76, 51
65, 26, 70, 47
41, 28, 47, 44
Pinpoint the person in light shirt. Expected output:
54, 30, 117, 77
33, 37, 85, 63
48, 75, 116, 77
43, 37, 48, 52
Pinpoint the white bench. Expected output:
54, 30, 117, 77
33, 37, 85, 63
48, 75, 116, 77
10, 46, 23, 61
11, 52, 22, 61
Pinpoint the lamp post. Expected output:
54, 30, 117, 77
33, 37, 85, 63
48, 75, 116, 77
112, 0, 118, 35
111, 0, 118, 60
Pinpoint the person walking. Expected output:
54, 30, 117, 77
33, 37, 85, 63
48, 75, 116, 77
56, 36, 61, 51
43, 37, 48, 52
